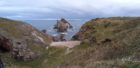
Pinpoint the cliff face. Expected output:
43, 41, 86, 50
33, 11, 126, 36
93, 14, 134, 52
61, 17, 140, 68
0, 18, 52, 67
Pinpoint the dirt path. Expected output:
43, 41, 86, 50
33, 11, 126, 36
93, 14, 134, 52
50, 41, 81, 48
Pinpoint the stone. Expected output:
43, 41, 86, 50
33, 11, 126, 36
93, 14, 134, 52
41, 29, 47, 33
72, 34, 79, 40
52, 34, 66, 42
101, 38, 112, 44
52, 36, 60, 42
23, 52, 39, 61
12, 40, 40, 61
0, 35, 13, 52
60, 34, 66, 41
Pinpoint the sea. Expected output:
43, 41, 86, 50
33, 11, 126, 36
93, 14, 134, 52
24, 19, 89, 40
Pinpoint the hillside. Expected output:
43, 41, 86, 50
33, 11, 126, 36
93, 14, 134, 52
45, 17, 140, 68
1, 17, 140, 68
63, 17, 140, 68
0, 18, 52, 68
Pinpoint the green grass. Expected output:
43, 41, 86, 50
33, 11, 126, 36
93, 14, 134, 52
1, 17, 140, 68
57, 17, 140, 68
0, 49, 48, 68
44, 47, 67, 68
123, 62, 140, 68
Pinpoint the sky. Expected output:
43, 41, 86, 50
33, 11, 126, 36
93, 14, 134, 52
0, 0, 140, 20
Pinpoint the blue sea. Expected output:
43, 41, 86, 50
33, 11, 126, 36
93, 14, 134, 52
24, 19, 88, 40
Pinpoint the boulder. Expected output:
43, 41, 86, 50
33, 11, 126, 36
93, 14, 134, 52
71, 34, 80, 40
0, 35, 13, 52
41, 29, 47, 33
60, 34, 66, 41
52, 36, 60, 42
12, 40, 40, 61
52, 34, 66, 42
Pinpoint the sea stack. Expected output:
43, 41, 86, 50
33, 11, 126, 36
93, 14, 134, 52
54, 18, 73, 32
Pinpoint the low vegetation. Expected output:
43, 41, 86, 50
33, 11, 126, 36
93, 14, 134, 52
0, 18, 52, 68
48, 17, 140, 68
1, 17, 140, 68
123, 62, 140, 68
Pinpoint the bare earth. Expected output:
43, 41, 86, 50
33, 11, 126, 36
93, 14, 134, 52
50, 41, 81, 48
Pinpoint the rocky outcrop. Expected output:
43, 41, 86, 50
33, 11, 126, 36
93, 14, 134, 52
54, 18, 73, 32
0, 18, 52, 62
12, 40, 40, 61
0, 35, 12, 52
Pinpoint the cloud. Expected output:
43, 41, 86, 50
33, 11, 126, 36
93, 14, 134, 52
0, 0, 140, 19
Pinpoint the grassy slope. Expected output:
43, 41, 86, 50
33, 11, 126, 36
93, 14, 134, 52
1, 17, 140, 68
0, 18, 52, 68
44, 17, 140, 68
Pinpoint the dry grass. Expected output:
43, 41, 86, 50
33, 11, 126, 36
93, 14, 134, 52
59, 17, 140, 68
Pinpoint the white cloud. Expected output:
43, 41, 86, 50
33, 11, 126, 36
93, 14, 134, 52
0, 0, 140, 19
